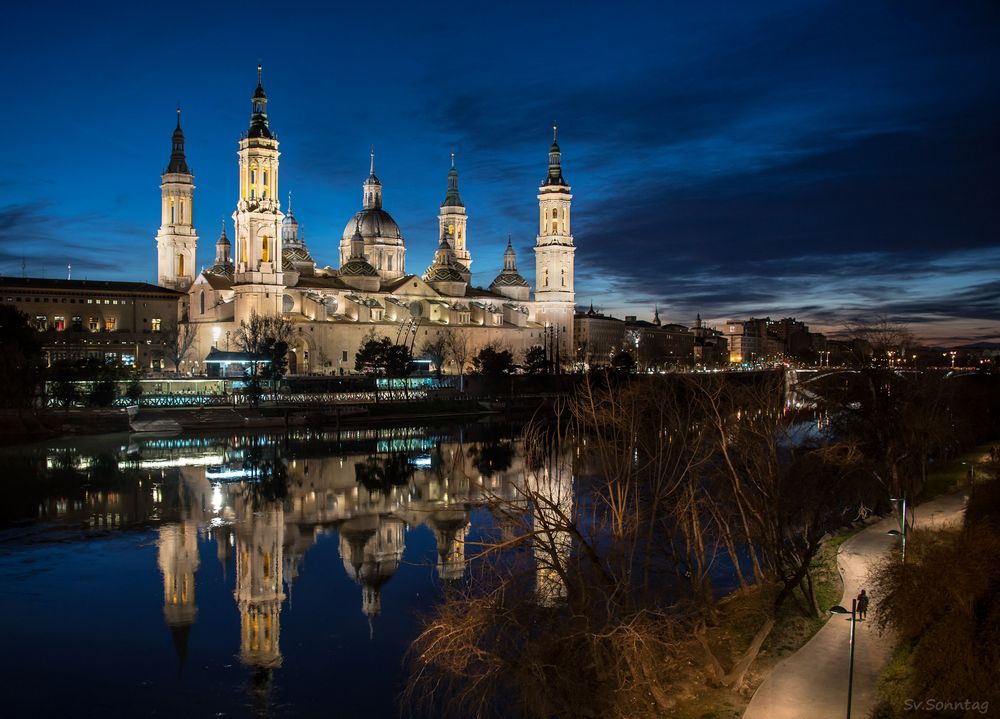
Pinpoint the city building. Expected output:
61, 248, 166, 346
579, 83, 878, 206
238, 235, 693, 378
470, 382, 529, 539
692, 314, 729, 366
0, 277, 184, 368
624, 310, 696, 370
165, 67, 576, 375
573, 305, 625, 368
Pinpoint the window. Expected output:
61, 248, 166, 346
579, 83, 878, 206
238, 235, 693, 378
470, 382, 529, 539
170, 198, 175, 224
72, 316, 82, 331
262, 235, 270, 262
200, 292, 205, 315
561, 268, 566, 287
54, 316, 65, 331
250, 169, 256, 185
89, 317, 98, 332
178, 254, 185, 276
544, 268, 549, 287
263, 170, 268, 186
552, 209, 558, 218
151, 318, 162, 331
387, 254, 393, 271
342, 351, 348, 362
179, 199, 185, 223
104, 318, 116, 331
35, 315, 47, 330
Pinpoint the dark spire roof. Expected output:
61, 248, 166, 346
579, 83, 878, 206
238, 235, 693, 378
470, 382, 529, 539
543, 122, 567, 187
166, 107, 190, 174
441, 152, 463, 207
366, 145, 380, 185
248, 64, 273, 140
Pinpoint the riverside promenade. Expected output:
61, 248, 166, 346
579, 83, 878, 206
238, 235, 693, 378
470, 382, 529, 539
743, 489, 970, 719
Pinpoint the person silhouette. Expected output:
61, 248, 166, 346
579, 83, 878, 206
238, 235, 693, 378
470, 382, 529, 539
857, 589, 870, 620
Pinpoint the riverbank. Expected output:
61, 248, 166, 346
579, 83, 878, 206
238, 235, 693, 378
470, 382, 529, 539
0, 394, 559, 445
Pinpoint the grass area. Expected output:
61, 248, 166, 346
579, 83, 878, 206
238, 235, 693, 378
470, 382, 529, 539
923, 441, 996, 497
668, 528, 857, 719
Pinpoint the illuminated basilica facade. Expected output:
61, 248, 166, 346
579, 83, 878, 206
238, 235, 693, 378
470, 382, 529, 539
155, 66, 576, 374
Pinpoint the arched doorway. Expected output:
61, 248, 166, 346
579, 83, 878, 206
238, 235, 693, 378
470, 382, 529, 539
288, 337, 310, 375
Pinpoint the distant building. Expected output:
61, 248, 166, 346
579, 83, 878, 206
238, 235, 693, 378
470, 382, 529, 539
574, 305, 625, 368
624, 309, 695, 370
0, 277, 184, 369
691, 314, 728, 366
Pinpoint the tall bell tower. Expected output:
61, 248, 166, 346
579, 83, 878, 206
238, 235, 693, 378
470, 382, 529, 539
438, 153, 471, 274
533, 124, 575, 366
155, 108, 198, 290
232, 65, 285, 322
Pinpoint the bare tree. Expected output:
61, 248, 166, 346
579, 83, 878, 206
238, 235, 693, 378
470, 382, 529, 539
420, 335, 449, 378
161, 321, 197, 375
444, 329, 471, 392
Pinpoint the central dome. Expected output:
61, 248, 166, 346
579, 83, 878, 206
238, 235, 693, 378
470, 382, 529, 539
341, 208, 402, 245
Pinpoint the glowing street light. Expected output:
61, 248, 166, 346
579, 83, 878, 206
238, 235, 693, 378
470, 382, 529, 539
829, 600, 858, 719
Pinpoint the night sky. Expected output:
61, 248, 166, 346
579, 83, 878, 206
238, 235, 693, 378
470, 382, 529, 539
6, 1, 999, 344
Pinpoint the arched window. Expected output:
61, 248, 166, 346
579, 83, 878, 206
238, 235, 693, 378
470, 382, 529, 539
387, 254, 393, 271
170, 198, 175, 224
561, 268, 566, 287
552, 209, 558, 218
544, 268, 549, 287
179, 199, 184, 224
200, 291, 205, 315
178, 254, 185, 276
262, 236, 270, 262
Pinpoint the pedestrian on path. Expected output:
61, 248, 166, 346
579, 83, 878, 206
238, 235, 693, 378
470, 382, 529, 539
857, 589, 870, 620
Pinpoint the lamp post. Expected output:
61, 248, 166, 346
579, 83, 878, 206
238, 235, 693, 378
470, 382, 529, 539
830, 600, 857, 719
887, 492, 908, 563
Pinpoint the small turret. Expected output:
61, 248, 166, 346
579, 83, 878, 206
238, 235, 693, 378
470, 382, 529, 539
363, 146, 382, 209
490, 234, 530, 301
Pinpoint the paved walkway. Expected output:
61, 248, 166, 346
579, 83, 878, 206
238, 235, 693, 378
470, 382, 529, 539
743, 489, 970, 719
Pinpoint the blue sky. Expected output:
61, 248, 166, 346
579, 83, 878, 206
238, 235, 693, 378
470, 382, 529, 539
4, 0, 999, 343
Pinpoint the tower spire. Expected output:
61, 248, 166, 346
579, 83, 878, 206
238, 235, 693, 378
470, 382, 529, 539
248, 64, 272, 139
545, 122, 566, 186
167, 108, 190, 174
370, 145, 375, 176
363, 146, 382, 209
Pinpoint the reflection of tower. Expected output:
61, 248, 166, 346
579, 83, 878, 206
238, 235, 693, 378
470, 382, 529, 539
234, 497, 285, 668
526, 443, 574, 605
339, 515, 406, 628
157, 520, 200, 671
427, 511, 470, 582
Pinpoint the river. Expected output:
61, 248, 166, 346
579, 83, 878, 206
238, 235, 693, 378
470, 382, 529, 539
0, 421, 567, 718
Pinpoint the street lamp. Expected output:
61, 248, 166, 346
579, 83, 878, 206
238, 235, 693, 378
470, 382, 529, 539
830, 600, 858, 719
887, 492, 908, 564
961, 461, 976, 484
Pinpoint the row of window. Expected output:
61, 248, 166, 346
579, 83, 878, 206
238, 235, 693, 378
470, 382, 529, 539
32, 316, 161, 332
6, 297, 136, 305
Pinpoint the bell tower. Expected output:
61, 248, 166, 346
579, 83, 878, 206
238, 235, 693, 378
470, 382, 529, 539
438, 153, 471, 273
533, 124, 575, 367
232, 65, 285, 322
155, 108, 198, 290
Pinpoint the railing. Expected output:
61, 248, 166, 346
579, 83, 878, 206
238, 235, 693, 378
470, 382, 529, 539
104, 390, 430, 408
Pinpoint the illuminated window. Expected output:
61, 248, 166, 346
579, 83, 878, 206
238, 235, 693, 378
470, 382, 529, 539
89, 317, 98, 332
53, 316, 65, 331
552, 209, 558, 218
151, 318, 161, 331
34, 315, 46, 330
179, 199, 185, 223
178, 254, 185, 276
262, 235, 270, 262
553, 221, 558, 232
104, 318, 116, 331
241, 239, 247, 263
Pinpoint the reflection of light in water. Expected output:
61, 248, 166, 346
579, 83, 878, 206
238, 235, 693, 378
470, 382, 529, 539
137, 455, 226, 470
212, 485, 224, 513
409, 454, 432, 469
206, 465, 254, 481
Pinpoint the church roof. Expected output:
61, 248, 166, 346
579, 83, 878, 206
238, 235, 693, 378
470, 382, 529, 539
0, 276, 184, 296
342, 208, 403, 243
340, 258, 380, 278
201, 270, 233, 290
490, 270, 530, 288
423, 265, 465, 283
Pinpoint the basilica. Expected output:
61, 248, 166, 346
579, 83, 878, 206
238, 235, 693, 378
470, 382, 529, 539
156, 67, 576, 375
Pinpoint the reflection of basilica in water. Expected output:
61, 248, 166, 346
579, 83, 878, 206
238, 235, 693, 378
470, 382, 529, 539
148, 427, 573, 672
